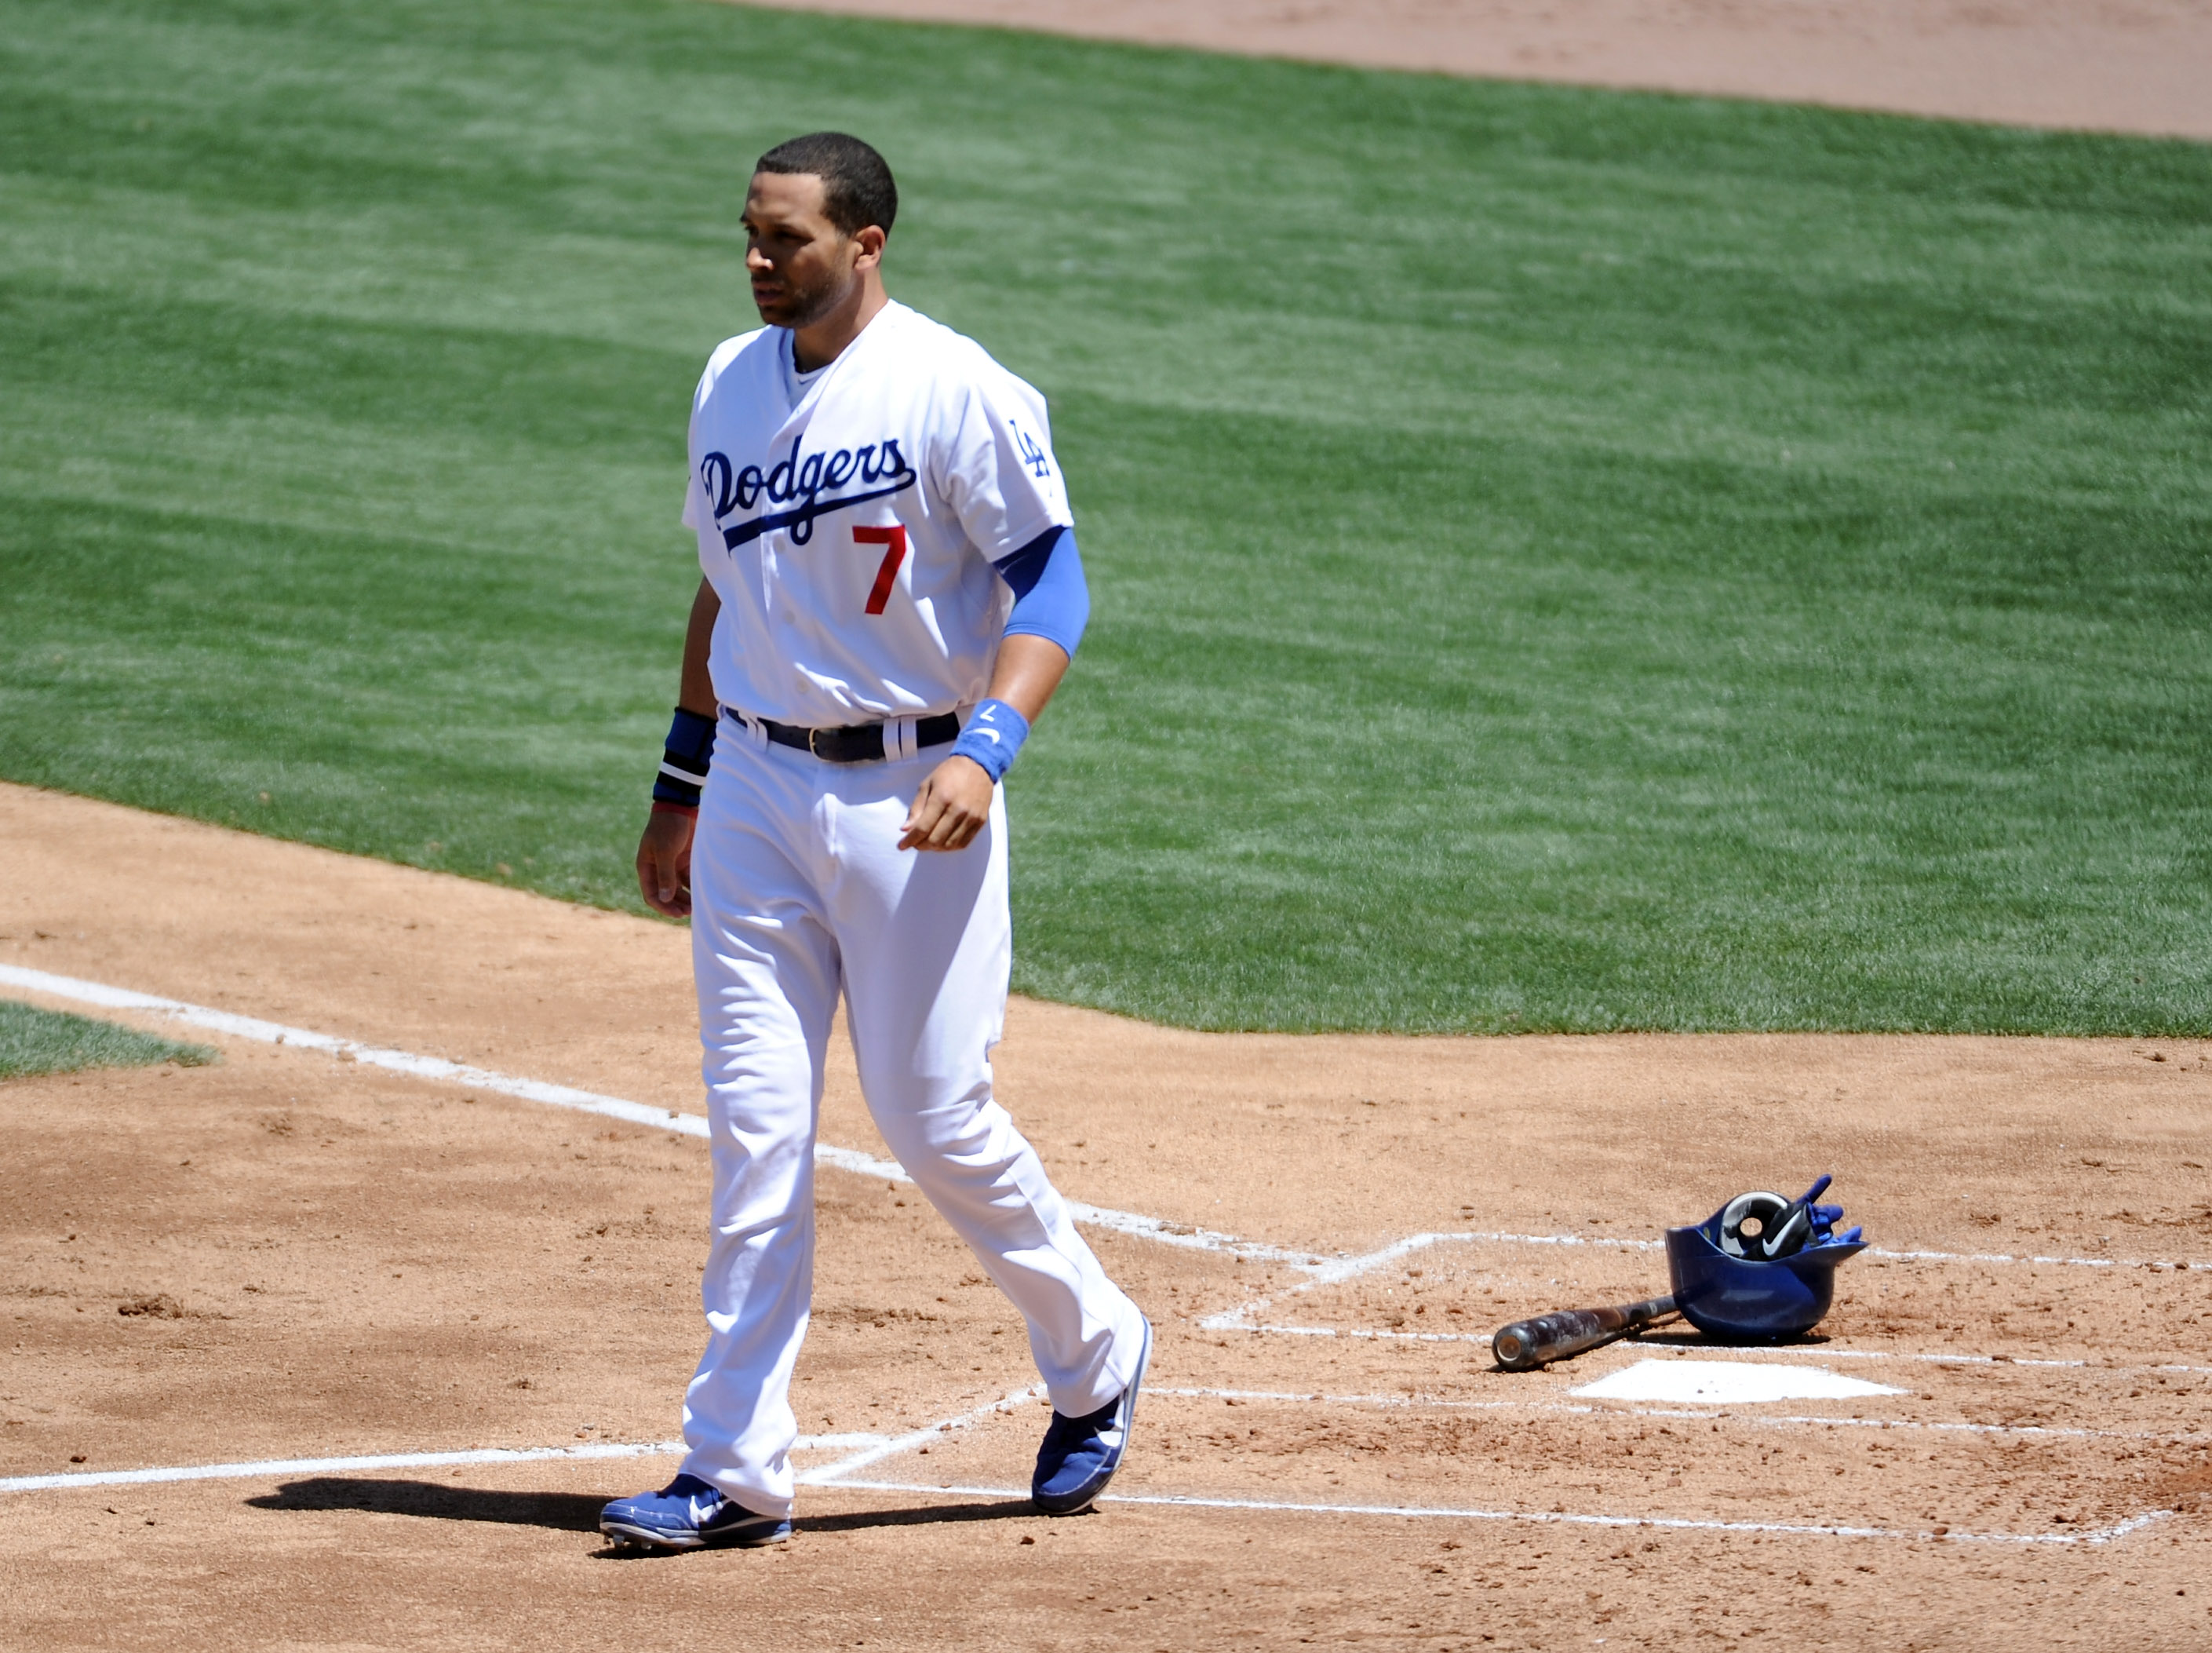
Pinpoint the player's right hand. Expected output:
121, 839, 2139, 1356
898, 754, 994, 852
636, 809, 697, 918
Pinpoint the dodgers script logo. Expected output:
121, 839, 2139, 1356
700, 436, 918, 549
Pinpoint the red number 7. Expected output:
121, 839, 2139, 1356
854, 524, 908, 615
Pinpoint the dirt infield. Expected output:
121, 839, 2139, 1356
747, 0, 2212, 140
4, 780, 2210, 1648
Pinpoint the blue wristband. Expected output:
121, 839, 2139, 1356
652, 706, 716, 809
949, 699, 1029, 783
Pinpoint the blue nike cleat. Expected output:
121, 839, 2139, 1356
598, 1473, 792, 1550
1032, 1316, 1152, 1516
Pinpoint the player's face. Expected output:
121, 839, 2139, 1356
742, 172, 862, 329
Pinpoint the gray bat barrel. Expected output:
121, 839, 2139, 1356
1492, 1294, 1678, 1370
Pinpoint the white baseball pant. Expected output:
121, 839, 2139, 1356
676, 712, 1147, 1518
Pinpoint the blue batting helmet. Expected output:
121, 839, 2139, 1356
1664, 1175, 1866, 1342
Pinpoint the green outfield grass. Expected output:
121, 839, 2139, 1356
2, 0, 2207, 1032
0, 1000, 215, 1080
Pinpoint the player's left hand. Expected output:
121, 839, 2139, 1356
899, 755, 993, 852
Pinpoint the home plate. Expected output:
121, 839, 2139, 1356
1571, 1359, 1907, 1404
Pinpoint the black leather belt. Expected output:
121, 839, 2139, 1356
749, 710, 961, 764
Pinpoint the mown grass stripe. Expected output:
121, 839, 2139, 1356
2, 0, 2207, 1032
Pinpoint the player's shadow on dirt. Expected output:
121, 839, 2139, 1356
247, 1476, 1040, 1548
248, 1478, 610, 1531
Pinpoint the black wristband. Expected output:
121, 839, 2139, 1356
652, 706, 716, 808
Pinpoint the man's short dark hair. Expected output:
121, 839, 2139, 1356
755, 133, 898, 237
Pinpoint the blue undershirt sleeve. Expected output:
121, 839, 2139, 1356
993, 525, 1090, 658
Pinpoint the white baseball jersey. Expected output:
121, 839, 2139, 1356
681, 300, 1073, 728
654, 297, 1146, 1520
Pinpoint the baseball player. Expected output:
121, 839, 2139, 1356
599, 133, 1150, 1550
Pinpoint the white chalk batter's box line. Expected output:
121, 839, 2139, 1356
8, 1379, 2185, 1502
0, 1389, 2170, 1549
9, 961, 2208, 1455
1292, 1227, 2208, 1273
1143, 1385, 2212, 1446
8, 964, 2203, 1291
807, 1388, 2177, 1546
1, 969, 2185, 1549
1205, 1318, 2212, 1379
1197, 1228, 2212, 1338
1198, 1225, 2212, 1378
829, 1480, 2168, 1549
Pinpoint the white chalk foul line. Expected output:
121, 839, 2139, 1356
0, 1440, 683, 1496
0, 1393, 1040, 1507
0, 1395, 1053, 1503
0, 964, 715, 1139
0, 1391, 1033, 1505
0, 965, 1315, 1269
7, 965, 2200, 1288
0, 1432, 907, 1498
815, 1477, 2166, 1547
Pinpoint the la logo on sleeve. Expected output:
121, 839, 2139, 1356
1011, 423, 1051, 480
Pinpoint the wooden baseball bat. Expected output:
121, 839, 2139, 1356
1491, 1293, 1679, 1371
